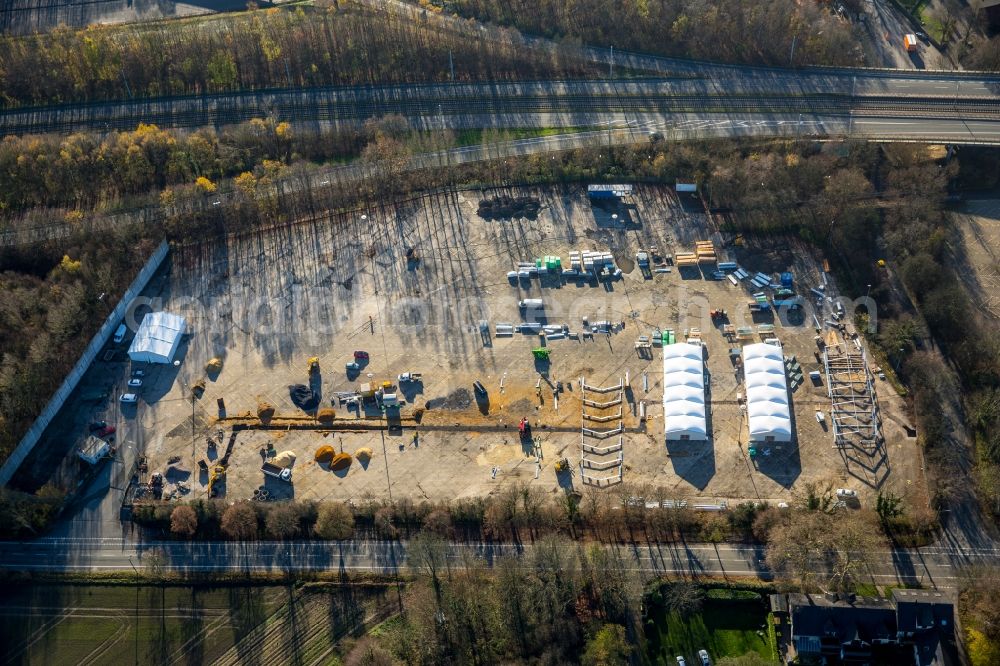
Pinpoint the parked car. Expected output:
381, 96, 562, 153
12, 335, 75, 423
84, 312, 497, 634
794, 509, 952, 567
88, 421, 108, 432
676, 657, 686, 666
120, 393, 138, 404
353, 350, 370, 360
131, 370, 145, 378
698, 649, 711, 666
836, 488, 858, 499
127, 378, 143, 388
95, 425, 116, 438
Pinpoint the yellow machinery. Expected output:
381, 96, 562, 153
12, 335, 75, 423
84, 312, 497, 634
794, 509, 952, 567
308, 357, 320, 374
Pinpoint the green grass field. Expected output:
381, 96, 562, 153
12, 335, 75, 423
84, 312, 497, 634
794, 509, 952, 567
0, 583, 391, 666
645, 590, 775, 665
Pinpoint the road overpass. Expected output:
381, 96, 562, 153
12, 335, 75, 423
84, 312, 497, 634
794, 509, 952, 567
1, 71, 998, 143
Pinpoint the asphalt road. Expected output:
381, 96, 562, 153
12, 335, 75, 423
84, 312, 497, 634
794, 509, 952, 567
0, 537, 992, 590
2, 73, 998, 137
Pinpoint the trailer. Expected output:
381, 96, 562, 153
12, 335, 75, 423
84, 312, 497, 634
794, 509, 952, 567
518, 298, 544, 309
78, 435, 112, 465
904, 33, 918, 52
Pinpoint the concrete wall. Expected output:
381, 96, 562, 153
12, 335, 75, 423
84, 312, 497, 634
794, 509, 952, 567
0, 240, 170, 486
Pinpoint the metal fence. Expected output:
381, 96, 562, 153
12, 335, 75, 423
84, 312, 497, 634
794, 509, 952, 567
0, 239, 170, 486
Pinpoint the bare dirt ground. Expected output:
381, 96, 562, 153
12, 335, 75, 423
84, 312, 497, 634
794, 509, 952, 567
951, 197, 1000, 319
30, 185, 924, 519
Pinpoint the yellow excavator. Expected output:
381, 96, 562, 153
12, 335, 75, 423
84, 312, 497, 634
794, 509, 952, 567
308, 357, 320, 375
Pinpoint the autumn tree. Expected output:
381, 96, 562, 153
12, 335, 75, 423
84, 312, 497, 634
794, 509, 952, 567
220, 502, 259, 540
264, 503, 302, 539
314, 502, 354, 540
170, 505, 198, 538
766, 508, 886, 591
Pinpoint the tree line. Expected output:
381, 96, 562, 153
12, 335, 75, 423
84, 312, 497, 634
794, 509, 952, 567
0, 119, 367, 214
0, 3, 600, 109
423, 0, 863, 67
0, 231, 155, 469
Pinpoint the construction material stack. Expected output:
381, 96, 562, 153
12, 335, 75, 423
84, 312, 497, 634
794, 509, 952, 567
579, 376, 625, 486
675, 252, 699, 267
695, 240, 717, 264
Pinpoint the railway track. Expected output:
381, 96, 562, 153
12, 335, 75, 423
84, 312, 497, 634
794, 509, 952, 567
2, 87, 998, 136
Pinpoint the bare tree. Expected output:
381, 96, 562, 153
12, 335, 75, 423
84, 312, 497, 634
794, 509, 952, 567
170, 504, 198, 538
264, 503, 301, 540
314, 502, 355, 541
220, 502, 258, 541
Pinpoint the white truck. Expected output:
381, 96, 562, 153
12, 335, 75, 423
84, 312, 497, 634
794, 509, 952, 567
261, 462, 292, 482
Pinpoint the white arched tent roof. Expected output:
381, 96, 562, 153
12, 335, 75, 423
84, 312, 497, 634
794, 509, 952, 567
663, 342, 707, 440
128, 312, 186, 364
742, 342, 792, 442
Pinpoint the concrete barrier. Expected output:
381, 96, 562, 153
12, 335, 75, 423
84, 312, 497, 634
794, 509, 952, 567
0, 240, 170, 487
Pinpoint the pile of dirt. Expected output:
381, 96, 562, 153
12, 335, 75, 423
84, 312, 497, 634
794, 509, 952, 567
355, 447, 372, 461
316, 408, 336, 423
257, 400, 275, 421
477, 195, 541, 221
205, 357, 223, 374
426, 388, 472, 411
315, 445, 336, 463
330, 452, 352, 471
289, 384, 319, 411
272, 450, 296, 468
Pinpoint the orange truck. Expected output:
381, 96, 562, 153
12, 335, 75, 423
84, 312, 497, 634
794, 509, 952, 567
904, 34, 918, 52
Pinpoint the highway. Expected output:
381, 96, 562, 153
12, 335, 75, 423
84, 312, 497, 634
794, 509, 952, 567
0, 536, 990, 590
2, 75, 998, 137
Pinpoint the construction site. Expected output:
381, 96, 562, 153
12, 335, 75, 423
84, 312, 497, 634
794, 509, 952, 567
46, 184, 924, 510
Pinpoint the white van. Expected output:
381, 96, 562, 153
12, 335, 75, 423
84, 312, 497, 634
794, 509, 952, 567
113, 324, 127, 344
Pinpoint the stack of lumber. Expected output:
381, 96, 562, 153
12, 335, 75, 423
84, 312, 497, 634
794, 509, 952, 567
695, 240, 716, 263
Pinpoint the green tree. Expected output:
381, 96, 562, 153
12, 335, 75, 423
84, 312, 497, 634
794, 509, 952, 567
582, 624, 630, 666
206, 51, 238, 89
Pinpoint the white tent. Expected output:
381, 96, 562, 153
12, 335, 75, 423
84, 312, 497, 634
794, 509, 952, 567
662, 342, 707, 440
742, 343, 792, 442
128, 311, 186, 364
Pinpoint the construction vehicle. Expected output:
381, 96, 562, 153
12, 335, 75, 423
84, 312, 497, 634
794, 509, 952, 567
532, 348, 550, 360
208, 465, 226, 497
398, 372, 422, 383
710, 309, 727, 321
554, 458, 570, 473
519, 417, 531, 438
904, 33, 918, 52
308, 357, 320, 374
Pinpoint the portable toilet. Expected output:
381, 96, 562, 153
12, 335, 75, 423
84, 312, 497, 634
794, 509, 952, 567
780, 272, 793, 288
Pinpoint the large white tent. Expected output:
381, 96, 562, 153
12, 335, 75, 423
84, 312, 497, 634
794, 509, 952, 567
128, 311, 186, 364
662, 342, 707, 440
742, 342, 792, 442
